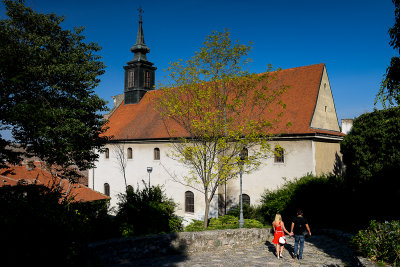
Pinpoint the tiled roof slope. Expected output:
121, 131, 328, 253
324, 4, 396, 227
104, 63, 344, 140
0, 163, 109, 202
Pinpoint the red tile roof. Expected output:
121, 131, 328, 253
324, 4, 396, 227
0, 163, 109, 202
104, 63, 344, 140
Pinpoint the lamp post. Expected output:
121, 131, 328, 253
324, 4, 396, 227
238, 148, 247, 228
147, 167, 153, 186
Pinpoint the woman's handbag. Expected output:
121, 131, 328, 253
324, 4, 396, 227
279, 236, 286, 244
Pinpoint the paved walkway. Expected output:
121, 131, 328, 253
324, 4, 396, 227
113, 235, 382, 267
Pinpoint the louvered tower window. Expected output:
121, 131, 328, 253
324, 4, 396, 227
144, 71, 151, 89
128, 70, 135, 88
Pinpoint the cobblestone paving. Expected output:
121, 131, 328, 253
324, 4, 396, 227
114, 235, 382, 267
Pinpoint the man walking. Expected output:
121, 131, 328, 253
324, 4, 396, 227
290, 209, 311, 260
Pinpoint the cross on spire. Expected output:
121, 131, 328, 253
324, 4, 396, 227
138, 6, 144, 21
130, 6, 150, 60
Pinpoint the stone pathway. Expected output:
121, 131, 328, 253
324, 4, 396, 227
112, 234, 383, 267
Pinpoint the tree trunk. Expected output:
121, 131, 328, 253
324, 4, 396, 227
203, 194, 210, 229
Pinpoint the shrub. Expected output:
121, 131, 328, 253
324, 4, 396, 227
351, 220, 400, 266
185, 215, 264, 231
69, 199, 116, 241
227, 203, 264, 223
208, 215, 238, 230
244, 218, 264, 228
115, 183, 183, 236
259, 173, 348, 229
185, 220, 204, 232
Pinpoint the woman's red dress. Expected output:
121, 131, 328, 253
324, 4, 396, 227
272, 222, 285, 244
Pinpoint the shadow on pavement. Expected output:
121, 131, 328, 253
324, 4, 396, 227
264, 239, 295, 259
89, 233, 189, 267
294, 233, 365, 266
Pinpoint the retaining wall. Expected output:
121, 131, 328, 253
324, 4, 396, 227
88, 228, 274, 266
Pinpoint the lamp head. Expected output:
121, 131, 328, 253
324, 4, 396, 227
147, 167, 153, 173
239, 148, 248, 161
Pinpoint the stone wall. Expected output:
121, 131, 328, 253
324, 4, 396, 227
88, 228, 274, 266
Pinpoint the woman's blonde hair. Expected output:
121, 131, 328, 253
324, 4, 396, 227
274, 214, 282, 225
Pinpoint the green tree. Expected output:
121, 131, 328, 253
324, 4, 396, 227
0, 0, 108, 173
155, 30, 288, 228
376, 0, 400, 107
340, 107, 400, 188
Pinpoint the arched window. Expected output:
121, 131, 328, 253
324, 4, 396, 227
185, 191, 194, 213
154, 147, 160, 160
127, 147, 133, 159
274, 146, 284, 163
105, 148, 109, 159
104, 183, 110, 196
242, 194, 250, 206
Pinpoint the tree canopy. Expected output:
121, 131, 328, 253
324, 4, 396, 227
376, 0, 400, 107
340, 107, 400, 187
0, 0, 108, 172
155, 30, 288, 227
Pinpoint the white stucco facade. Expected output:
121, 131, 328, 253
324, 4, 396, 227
88, 136, 340, 223
89, 142, 219, 223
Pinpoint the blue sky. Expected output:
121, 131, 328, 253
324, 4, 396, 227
0, 0, 396, 122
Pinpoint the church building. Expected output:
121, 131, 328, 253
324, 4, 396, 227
89, 15, 344, 223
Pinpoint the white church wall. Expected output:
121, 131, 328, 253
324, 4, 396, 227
89, 142, 219, 223
224, 139, 315, 210
90, 139, 317, 223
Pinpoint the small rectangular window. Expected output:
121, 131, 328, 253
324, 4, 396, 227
154, 148, 160, 160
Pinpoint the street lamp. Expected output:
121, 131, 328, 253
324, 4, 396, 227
147, 167, 153, 186
238, 148, 247, 228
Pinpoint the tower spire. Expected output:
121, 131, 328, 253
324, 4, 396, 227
130, 6, 150, 62
123, 7, 157, 104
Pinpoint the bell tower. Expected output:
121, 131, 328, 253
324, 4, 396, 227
124, 7, 156, 104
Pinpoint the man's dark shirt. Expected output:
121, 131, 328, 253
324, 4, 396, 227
292, 216, 308, 235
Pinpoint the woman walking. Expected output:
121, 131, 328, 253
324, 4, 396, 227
272, 214, 291, 259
